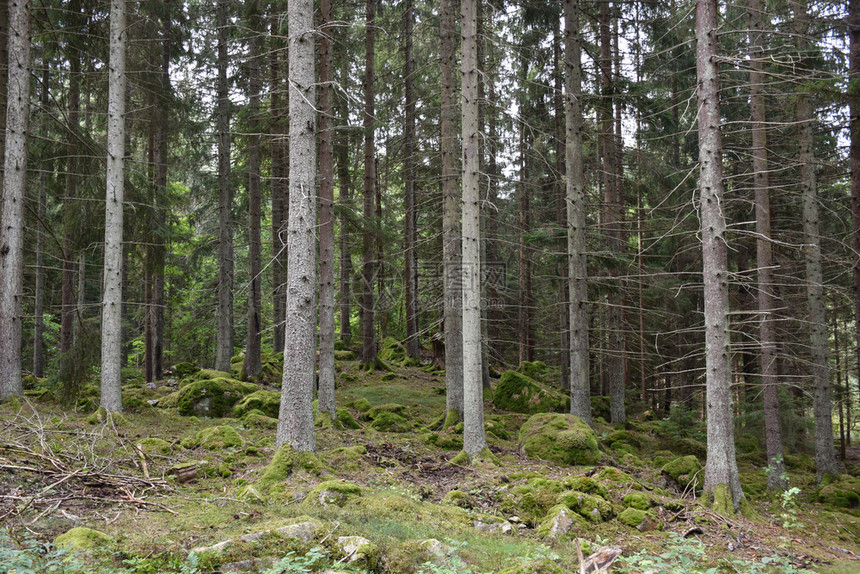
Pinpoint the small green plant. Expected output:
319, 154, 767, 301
615, 532, 718, 574
764, 454, 789, 488
418, 541, 478, 574
263, 546, 328, 574
779, 486, 803, 530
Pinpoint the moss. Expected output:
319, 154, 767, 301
334, 349, 356, 361
623, 492, 650, 510
590, 396, 611, 421
423, 432, 463, 450
485, 417, 510, 440
706, 483, 735, 517
173, 362, 200, 378
383, 539, 449, 574
54, 527, 112, 551
366, 402, 409, 420
350, 397, 373, 413
519, 413, 600, 466
85, 408, 127, 425
176, 377, 257, 417
816, 476, 860, 510
556, 491, 613, 522
195, 425, 244, 450
138, 437, 173, 456
370, 411, 412, 432
671, 437, 707, 460
442, 409, 460, 429
242, 410, 278, 429
536, 504, 587, 538
259, 446, 327, 489
593, 466, 637, 486
496, 560, 565, 574
324, 445, 366, 472
492, 370, 569, 414
604, 429, 641, 448
378, 336, 408, 364
565, 476, 608, 499
661, 455, 704, 491
303, 480, 362, 508
618, 507, 658, 529
232, 390, 280, 418
517, 360, 549, 382
336, 408, 361, 429
442, 489, 472, 508
451, 447, 500, 466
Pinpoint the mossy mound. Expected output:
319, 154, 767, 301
623, 492, 650, 510
349, 398, 373, 414
618, 507, 659, 530
242, 410, 278, 429
54, 527, 112, 551
370, 411, 412, 433
334, 349, 356, 361
671, 437, 707, 460
172, 362, 200, 378
442, 489, 473, 508
366, 402, 409, 420
485, 417, 510, 440
517, 360, 549, 382
566, 476, 609, 499
174, 376, 258, 417
519, 413, 600, 466
816, 475, 860, 510
194, 425, 244, 450
232, 390, 280, 419
378, 336, 408, 364
323, 445, 366, 472
604, 429, 640, 449
259, 446, 328, 490
493, 371, 569, 414
661, 455, 704, 491
337, 408, 361, 429
137, 437, 173, 456
556, 490, 614, 522
382, 539, 449, 574
536, 504, 587, 539
423, 431, 464, 450
303, 480, 362, 508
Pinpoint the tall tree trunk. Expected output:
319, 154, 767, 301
317, 0, 336, 420
797, 0, 839, 480
270, 15, 287, 355
554, 17, 569, 390
850, 0, 860, 416
461, 0, 486, 459
360, 0, 377, 366
403, 0, 420, 359
33, 64, 48, 378
696, 0, 744, 512
441, 0, 463, 423
517, 55, 532, 364
244, 0, 263, 381
749, 0, 786, 490
276, 0, 316, 452
337, 82, 352, 345
565, 0, 591, 424
0, 0, 30, 400
100, 0, 127, 412
215, 0, 234, 372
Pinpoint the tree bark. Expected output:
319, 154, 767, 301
797, 0, 839, 480
0, 0, 30, 400
360, 0, 377, 366
849, 0, 860, 420
317, 0, 336, 420
270, 13, 288, 355
33, 64, 48, 378
100, 0, 127, 412
441, 0, 463, 422
749, 0, 786, 490
403, 0, 420, 359
696, 0, 744, 512
244, 0, 263, 381
337, 83, 352, 345
215, 0, 234, 373
565, 0, 591, 424
276, 0, 316, 452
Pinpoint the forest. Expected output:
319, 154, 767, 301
1, 0, 860, 572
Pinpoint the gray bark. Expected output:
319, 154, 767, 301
749, 0, 786, 490
33, 64, 48, 378
564, 0, 591, 424
404, 0, 419, 359
696, 0, 744, 510
360, 0, 377, 365
795, 0, 839, 480
461, 0, 485, 458
100, 0, 127, 412
276, 0, 316, 451
215, 0, 233, 373
441, 0, 463, 422
0, 0, 30, 400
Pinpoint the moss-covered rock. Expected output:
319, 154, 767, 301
259, 446, 328, 490
336, 408, 361, 429
536, 504, 587, 539
54, 527, 112, 551
618, 507, 659, 530
556, 491, 614, 522
519, 413, 600, 466
517, 360, 549, 382
565, 476, 608, 499
336, 536, 378, 569
334, 349, 356, 361
366, 402, 409, 420
370, 411, 412, 432
303, 480, 362, 508
493, 371, 569, 414
423, 432, 463, 450
175, 376, 258, 417
485, 417, 510, 440
194, 425, 244, 450
137, 437, 173, 456
442, 489, 472, 508
241, 409, 278, 429
661, 455, 704, 491
382, 539, 450, 574
816, 475, 860, 510
378, 336, 408, 364
173, 362, 200, 378
623, 492, 650, 510
231, 390, 280, 418
323, 445, 366, 472
672, 437, 707, 460
349, 397, 373, 414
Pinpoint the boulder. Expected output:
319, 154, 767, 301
492, 371, 568, 414
518, 413, 600, 466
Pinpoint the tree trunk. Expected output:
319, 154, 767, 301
360, 0, 377, 366
0, 0, 30, 400
337, 83, 352, 345
317, 0, 336, 420
849, 0, 860, 423
517, 55, 532, 364
441, 0, 463, 423
276, 0, 316, 452
749, 0, 786, 490
797, 0, 839, 480
33, 64, 48, 378
270, 14, 287, 355
461, 0, 486, 459
403, 0, 419, 359
565, 0, 591, 424
244, 0, 263, 381
215, 0, 234, 373
100, 0, 127, 412
696, 0, 744, 512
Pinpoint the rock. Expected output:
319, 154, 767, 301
304, 480, 362, 508
174, 375, 258, 417
492, 371, 569, 414
473, 518, 513, 534
518, 413, 600, 466
336, 535, 377, 566
370, 411, 412, 433
618, 507, 660, 531
556, 491, 613, 522
145, 382, 158, 391
623, 492, 650, 510
221, 558, 273, 572
275, 521, 319, 542
661, 455, 704, 491
232, 390, 281, 418
816, 475, 860, 509
146, 399, 160, 407
54, 527, 112, 551
193, 425, 244, 450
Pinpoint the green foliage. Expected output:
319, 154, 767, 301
492, 371, 568, 415
262, 546, 327, 574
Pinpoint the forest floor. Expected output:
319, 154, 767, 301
1, 355, 859, 573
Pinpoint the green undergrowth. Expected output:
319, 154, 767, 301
1, 360, 859, 573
